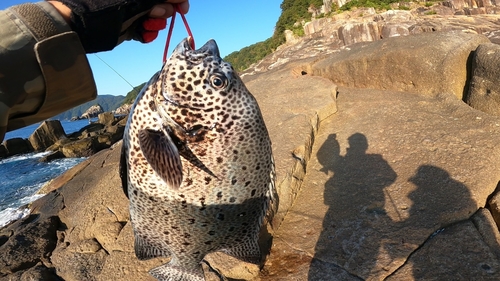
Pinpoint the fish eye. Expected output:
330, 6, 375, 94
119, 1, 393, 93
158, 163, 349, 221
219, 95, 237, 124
210, 74, 228, 89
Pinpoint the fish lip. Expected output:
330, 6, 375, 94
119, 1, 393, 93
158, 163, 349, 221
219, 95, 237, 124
172, 38, 220, 58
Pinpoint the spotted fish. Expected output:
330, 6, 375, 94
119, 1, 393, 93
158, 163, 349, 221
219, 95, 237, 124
120, 38, 276, 281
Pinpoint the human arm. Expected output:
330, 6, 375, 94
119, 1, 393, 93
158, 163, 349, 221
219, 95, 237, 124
0, 1, 188, 142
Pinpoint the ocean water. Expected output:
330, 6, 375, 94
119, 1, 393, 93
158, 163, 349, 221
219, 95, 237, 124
0, 119, 95, 228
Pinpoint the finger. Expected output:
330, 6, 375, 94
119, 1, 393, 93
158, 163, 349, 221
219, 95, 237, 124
142, 31, 159, 43
143, 18, 167, 31
178, 2, 189, 14
150, 2, 189, 18
149, 4, 175, 18
166, 0, 190, 14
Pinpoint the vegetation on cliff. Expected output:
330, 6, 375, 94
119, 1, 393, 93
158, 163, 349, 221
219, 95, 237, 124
123, 83, 146, 105
224, 0, 323, 71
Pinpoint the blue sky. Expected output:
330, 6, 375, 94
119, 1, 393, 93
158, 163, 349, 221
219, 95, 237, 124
1, 1, 282, 96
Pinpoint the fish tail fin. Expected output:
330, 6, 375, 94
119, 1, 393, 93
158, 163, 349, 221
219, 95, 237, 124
149, 263, 204, 281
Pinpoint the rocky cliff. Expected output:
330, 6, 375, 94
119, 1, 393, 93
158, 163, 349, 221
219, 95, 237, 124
79, 104, 104, 120
2, 7, 500, 281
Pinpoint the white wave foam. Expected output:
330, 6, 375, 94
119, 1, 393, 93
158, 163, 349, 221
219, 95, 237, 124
0, 151, 50, 164
0, 207, 30, 228
0, 193, 45, 229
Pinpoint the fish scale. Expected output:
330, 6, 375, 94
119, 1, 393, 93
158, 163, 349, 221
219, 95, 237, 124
120, 38, 276, 281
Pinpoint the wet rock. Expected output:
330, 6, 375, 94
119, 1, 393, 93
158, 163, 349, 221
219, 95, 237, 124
38, 150, 65, 163
29, 120, 66, 151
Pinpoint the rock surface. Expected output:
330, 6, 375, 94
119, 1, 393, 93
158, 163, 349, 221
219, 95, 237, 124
3, 26, 500, 281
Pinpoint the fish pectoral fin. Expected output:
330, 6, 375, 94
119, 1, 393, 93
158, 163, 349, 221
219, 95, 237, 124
149, 264, 205, 281
138, 129, 183, 190
134, 235, 170, 260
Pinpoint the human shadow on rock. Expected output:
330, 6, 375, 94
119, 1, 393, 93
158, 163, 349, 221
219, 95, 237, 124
308, 133, 397, 280
404, 165, 479, 280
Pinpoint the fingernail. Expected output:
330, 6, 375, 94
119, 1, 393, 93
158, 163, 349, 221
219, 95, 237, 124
150, 6, 166, 17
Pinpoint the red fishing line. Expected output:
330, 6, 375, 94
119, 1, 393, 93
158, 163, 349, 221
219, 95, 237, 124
163, 4, 195, 63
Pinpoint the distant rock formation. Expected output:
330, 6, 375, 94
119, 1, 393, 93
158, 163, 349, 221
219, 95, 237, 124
80, 104, 104, 120
113, 103, 132, 116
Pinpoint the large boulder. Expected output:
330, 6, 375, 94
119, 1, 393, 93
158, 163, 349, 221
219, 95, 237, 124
311, 31, 490, 100
3, 137, 33, 157
465, 43, 500, 115
61, 137, 101, 158
29, 120, 66, 151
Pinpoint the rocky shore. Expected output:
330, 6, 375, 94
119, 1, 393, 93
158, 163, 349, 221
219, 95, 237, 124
3, 2, 500, 280
0, 112, 127, 161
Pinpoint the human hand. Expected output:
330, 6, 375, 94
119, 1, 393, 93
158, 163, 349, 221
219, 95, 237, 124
47, 0, 190, 53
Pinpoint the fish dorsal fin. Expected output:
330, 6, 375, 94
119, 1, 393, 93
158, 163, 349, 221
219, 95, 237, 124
138, 129, 183, 190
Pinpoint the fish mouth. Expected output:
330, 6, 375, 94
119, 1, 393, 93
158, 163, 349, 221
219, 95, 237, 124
172, 37, 221, 58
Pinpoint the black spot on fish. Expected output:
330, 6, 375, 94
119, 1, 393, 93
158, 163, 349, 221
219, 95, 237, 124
205, 177, 212, 185
231, 178, 237, 185
188, 218, 195, 224
251, 189, 256, 196
148, 101, 156, 111
216, 213, 225, 221
230, 197, 236, 203
208, 231, 215, 236
216, 157, 223, 164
